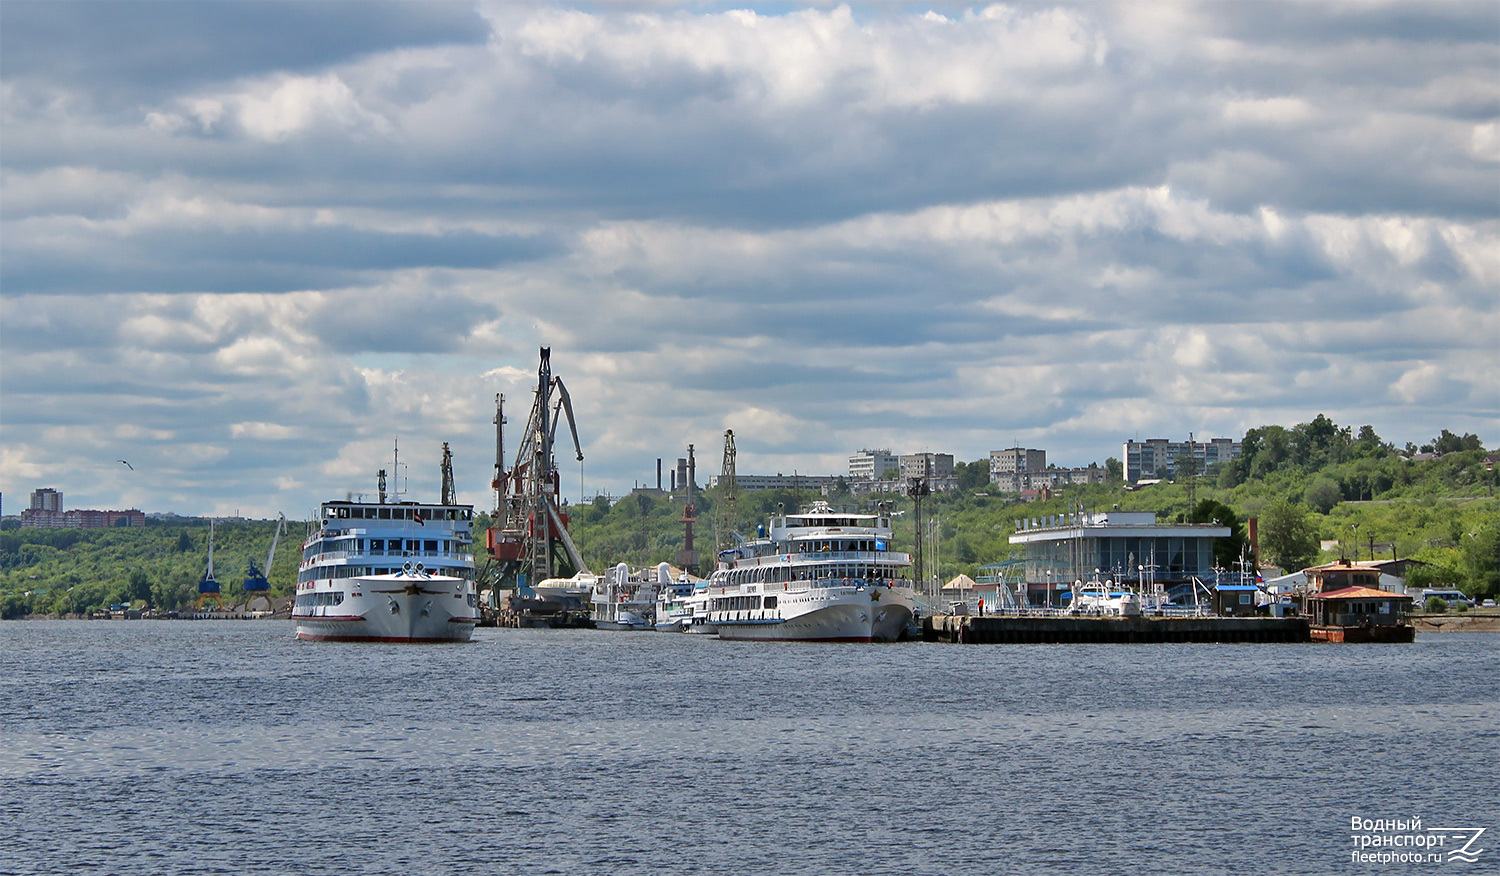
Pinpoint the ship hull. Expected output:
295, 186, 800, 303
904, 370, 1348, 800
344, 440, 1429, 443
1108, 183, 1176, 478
294, 582, 477, 643
715, 589, 914, 643
1309, 624, 1414, 643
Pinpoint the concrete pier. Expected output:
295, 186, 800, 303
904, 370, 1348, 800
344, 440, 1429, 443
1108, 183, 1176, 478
923, 614, 1310, 644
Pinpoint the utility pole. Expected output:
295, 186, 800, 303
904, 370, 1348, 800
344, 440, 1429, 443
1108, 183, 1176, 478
1185, 432, 1198, 510
492, 394, 507, 510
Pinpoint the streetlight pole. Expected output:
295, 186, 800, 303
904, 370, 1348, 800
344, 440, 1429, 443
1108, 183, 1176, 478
1352, 523, 1360, 563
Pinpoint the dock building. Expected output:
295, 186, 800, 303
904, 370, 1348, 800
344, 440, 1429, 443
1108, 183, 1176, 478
1009, 511, 1230, 605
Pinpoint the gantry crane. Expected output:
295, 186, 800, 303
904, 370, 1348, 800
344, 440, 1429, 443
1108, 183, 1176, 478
485, 347, 587, 589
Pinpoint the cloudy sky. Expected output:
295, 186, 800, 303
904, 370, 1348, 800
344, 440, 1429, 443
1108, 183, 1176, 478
2, 1, 1497, 518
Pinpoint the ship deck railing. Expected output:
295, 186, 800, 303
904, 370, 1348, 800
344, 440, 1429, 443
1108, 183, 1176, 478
736, 550, 912, 567
301, 548, 474, 564
724, 578, 913, 592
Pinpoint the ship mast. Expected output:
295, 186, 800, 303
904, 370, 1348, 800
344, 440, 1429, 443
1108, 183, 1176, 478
440, 442, 456, 505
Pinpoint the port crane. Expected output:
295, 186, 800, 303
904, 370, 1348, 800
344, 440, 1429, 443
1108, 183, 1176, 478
714, 429, 737, 552
242, 513, 285, 614
486, 347, 587, 589
195, 519, 225, 611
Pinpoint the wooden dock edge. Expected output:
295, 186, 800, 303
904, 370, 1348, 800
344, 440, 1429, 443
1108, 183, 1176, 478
922, 614, 1311, 644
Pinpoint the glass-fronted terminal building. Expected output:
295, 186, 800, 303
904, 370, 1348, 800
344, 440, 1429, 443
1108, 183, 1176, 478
1009, 511, 1230, 605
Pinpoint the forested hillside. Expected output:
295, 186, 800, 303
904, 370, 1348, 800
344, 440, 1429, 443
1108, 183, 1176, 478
3, 416, 1496, 618
562, 417, 1497, 600
0, 519, 300, 618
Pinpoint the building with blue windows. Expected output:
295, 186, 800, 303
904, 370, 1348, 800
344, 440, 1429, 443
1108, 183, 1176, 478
1009, 511, 1229, 605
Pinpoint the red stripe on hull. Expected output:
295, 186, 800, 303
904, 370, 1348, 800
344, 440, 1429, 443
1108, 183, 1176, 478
721, 634, 873, 643
290, 615, 365, 622
295, 632, 472, 643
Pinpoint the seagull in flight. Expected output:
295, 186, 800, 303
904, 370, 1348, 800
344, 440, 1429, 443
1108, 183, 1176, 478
118, 460, 134, 471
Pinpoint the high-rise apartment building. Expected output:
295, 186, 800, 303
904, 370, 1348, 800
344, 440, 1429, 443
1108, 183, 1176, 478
30, 488, 62, 512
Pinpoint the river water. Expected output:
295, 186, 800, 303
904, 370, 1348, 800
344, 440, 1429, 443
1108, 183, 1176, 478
1, 622, 1496, 875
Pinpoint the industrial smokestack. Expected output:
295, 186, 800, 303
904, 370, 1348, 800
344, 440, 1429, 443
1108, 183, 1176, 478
657, 458, 662, 491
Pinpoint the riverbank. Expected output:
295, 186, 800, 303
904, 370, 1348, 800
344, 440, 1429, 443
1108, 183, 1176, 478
1412, 612, 1500, 633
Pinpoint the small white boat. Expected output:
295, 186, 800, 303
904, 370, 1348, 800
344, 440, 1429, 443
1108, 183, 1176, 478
654, 570, 697, 632
591, 562, 666, 630
1065, 579, 1141, 617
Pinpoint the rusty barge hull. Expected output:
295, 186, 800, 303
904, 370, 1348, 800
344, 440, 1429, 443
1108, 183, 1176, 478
1309, 624, 1415, 643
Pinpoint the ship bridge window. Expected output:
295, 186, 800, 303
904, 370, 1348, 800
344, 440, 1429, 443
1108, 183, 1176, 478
295, 591, 346, 608
763, 596, 777, 609
379, 508, 391, 519
424, 540, 438, 553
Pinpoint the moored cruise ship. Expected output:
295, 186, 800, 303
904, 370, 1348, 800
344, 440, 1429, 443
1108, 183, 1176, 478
707, 503, 916, 642
293, 491, 479, 643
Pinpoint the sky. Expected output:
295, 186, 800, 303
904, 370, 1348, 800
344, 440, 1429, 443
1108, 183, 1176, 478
2, 1, 1497, 519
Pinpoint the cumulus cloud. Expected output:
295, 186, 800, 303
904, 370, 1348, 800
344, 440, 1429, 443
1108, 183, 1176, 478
1, 2, 1496, 516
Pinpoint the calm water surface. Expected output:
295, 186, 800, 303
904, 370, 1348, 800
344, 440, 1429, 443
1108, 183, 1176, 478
1, 622, 1496, 875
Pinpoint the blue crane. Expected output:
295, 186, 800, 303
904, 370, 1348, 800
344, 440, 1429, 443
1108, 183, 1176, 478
242, 513, 285, 613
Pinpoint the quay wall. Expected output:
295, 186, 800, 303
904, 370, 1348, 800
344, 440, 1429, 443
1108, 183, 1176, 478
923, 614, 1310, 644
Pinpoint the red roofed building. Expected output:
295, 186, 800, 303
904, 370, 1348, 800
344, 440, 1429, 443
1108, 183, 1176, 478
1306, 584, 1414, 643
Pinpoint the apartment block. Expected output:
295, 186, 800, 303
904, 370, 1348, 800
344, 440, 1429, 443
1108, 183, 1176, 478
899, 452, 954, 480
1123, 437, 1241, 483
989, 448, 1046, 492
848, 449, 900, 480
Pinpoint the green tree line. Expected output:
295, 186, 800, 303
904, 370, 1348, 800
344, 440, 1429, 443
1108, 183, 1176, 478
0, 519, 300, 618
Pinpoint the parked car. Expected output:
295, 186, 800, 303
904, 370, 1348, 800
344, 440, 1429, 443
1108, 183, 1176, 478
1421, 589, 1473, 609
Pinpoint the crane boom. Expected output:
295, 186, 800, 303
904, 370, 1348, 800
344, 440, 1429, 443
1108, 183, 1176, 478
265, 513, 285, 571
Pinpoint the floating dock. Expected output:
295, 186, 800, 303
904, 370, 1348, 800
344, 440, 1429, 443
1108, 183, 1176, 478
923, 614, 1310, 644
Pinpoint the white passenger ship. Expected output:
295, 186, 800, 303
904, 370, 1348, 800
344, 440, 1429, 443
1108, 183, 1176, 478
706, 503, 916, 642
293, 496, 479, 643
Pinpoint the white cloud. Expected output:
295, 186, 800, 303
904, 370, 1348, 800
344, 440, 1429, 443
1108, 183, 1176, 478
2, 2, 1496, 516
233, 74, 386, 141
1221, 96, 1315, 127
